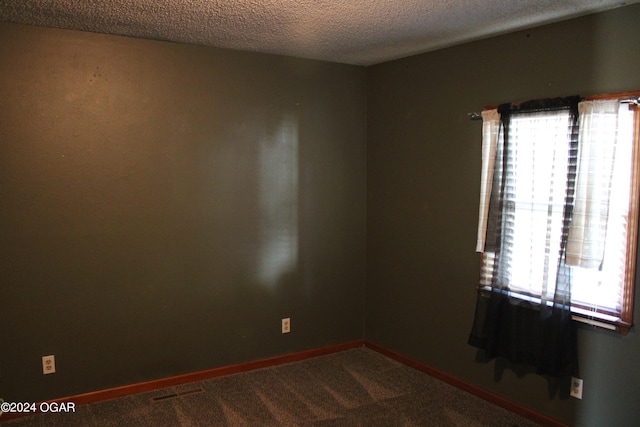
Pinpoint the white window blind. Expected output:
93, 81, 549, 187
476, 97, 639, 332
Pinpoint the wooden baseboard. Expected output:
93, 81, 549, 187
364, 341, 567, 427
0, 340, 365, 422
2, 339, 565, 426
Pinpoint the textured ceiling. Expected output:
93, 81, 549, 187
0, 0, 637, 65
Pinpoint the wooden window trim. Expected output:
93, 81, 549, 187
478, 90, 640, 335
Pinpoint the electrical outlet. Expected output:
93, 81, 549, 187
570, 377, 583, 399
282, 318, 291, 334
42, 355, 56, 375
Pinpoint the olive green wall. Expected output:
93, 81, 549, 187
366, 4, 640, 427
3, 3, 640, 426
0, 22, 366, 402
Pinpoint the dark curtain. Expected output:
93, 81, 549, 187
468, 96, 581, 377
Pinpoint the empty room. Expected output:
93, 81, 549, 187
1, 1, 640, 426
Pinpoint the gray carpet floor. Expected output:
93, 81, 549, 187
3, 347, 540, 426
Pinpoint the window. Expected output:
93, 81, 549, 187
476, 93, 640, 334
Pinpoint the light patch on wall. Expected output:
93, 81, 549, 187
256, 115, 299, 288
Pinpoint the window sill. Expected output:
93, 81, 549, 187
571, 308, 632, 335
477, 286, 632, 334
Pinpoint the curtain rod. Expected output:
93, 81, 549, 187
620, 96, 640, 105
468, 96, 640, 120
